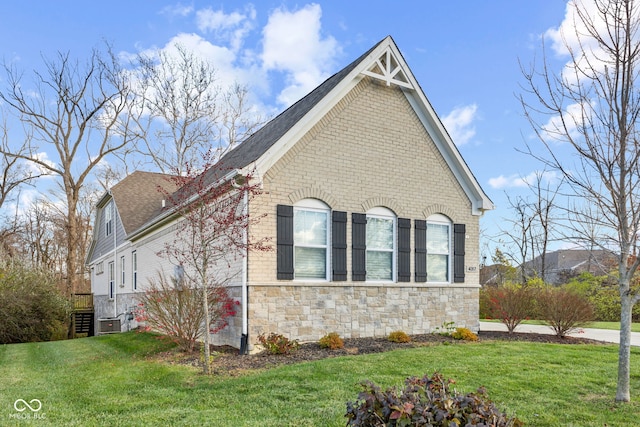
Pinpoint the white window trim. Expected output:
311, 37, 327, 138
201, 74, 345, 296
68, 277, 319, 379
105, 202, 113, 237
293, 199, 330, 281
120, 256, 126, 287
108, 261, 115, 299
132, 251, 137, 291
366, 207, 397, 283
426, 214, 452, 284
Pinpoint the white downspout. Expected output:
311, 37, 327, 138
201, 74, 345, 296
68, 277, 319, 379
241, 188, 249, 352
113, 198, 118, 319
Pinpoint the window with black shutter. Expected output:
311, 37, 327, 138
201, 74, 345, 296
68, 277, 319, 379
352, 213, 367, 281
414, 220, 427, 282
453, 223, 466, 283
397, 218, 411, 282
276, 204, 294, 280
332, 211, 347, 281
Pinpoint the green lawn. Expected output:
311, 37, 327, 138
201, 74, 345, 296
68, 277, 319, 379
1, 332, 639, 426
482, 319, 640, 332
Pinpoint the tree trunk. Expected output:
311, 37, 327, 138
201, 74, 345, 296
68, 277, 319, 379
202, 281, 212, 375
65, 200, 79, 298
616, 292, 633, 402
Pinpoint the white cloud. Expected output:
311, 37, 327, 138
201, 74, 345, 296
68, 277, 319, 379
2, 186, 62, 218
261, 4, 341, 106
120, 3, 339, 125
196, 5, 256, 52
28, 151, 56, 178
441, 104, 478, 146
543, 0, 635, 84
540, 101, 589, 143
544, 0, 602, 58
159, 3, 194, 18
489, 170, 559, 189
129, 31, 264, 97
489, 174, 521, 189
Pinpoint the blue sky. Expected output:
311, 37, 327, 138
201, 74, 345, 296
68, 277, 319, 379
0, 1, 575, 260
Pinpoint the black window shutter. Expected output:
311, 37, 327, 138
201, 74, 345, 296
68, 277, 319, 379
332, 211, 347, 281
415, 220, 427, 282
453, 223, 466, 283
397, 218, 411, 282
352, 213, 367, 281
276, 205, 294, 280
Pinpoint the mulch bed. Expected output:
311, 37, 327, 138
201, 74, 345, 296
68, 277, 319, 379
152, 330, 605, 375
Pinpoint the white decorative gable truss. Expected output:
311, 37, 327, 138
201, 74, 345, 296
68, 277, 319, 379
361, 47, 413, 89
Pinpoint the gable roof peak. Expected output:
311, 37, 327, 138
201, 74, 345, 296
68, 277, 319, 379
361, 36, 413, 89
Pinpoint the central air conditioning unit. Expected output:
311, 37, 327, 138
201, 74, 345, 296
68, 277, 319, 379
98, 318, 121, 334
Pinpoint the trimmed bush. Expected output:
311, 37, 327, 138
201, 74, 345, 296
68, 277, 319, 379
451, 327, 478, 341
257, 332, 300, 355
482, 284, 537, 333
388, 330, 411, 343
319, 332, 344, 350
345, 372, 523, 427
538, 288, 594, 338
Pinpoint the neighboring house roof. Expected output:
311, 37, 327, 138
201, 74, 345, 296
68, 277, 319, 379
124, 35, 493, 240
524, 249, 615, 284
110, 171, 180, 235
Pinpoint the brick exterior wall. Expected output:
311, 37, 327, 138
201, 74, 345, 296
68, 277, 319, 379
245, 77, 482, 345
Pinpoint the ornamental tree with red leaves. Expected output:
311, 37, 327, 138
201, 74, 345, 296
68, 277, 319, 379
143, 151, 269, 374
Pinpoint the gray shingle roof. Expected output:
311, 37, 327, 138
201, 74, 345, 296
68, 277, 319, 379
111, 171, 180, 234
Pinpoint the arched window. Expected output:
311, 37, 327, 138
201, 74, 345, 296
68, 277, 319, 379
366, 207, 396, 281
426, 214, 451, 283
293, 199, 330, 280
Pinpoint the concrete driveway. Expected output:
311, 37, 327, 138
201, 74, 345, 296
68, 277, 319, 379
479, 321, 640, 347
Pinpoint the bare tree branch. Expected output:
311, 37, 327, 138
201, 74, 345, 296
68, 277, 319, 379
129, 44, 266, 175
0, 44, 137, 296
0, 114, 41, 210
520, 0, 640, 402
